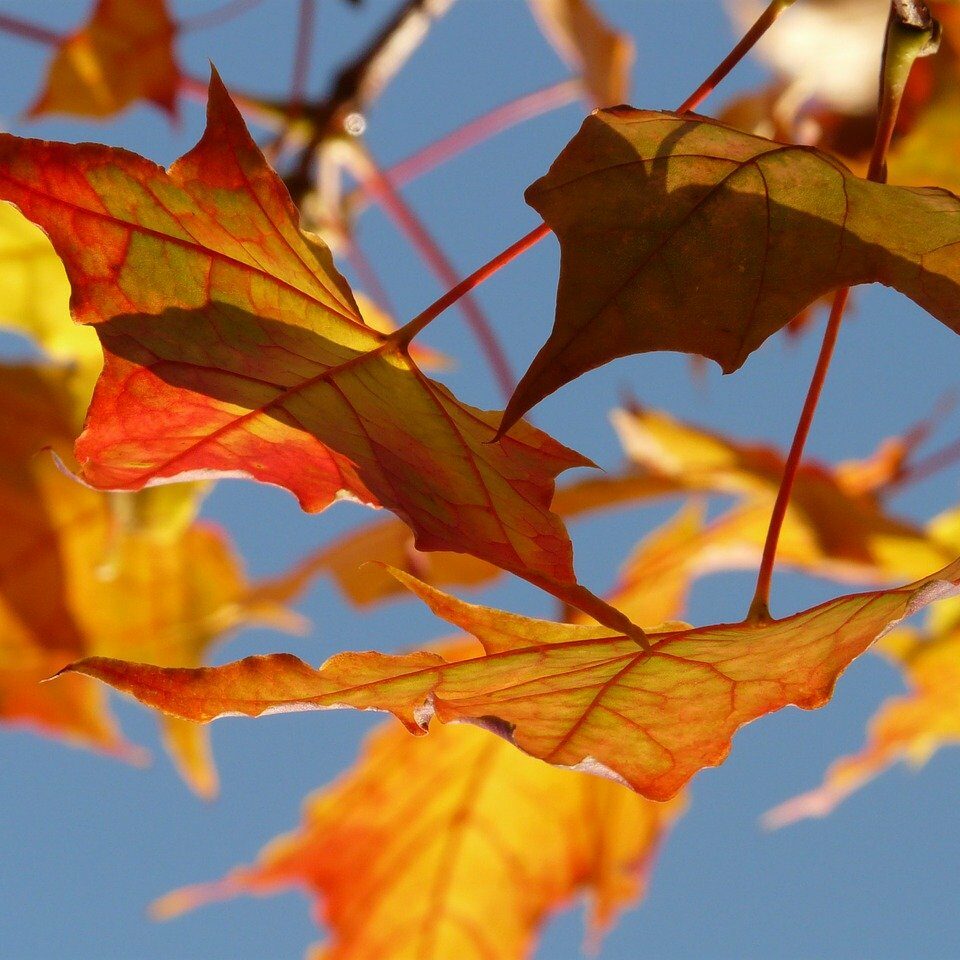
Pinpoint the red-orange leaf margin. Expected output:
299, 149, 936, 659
61, 557, 960, 800
0, 69, 636, 637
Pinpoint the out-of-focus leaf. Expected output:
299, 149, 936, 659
527, 0, 634, 106
29, 0, 180, 120
726, 0, 888, 116
0, 70, 634, 636
612, 405, 954, 583
0, 364, 299, 796
0, 203, 101, 374
64, 557, 960, 800
502, 109, 960, 431
152, 641, 685, 960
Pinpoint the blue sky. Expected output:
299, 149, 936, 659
2, 1, 959, 958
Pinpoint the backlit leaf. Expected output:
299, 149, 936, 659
151, 505, 703, 958
152, 643, 685, 960
29, 0, 180, 120
0, 71, 634, 636
63, 558, 960, 800
502, 108, 960, 430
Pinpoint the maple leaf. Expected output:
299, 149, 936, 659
0, 70, 635, 635
0, 362, 303, 796
527, 0, 634, 107
149, 505, 702, 958
28, 0, 180, 120
62, 555, 960, 800
612, 404, 954, 583
152, 642, 685, 960
501, 107, 960, 431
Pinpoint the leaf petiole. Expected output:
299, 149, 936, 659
676, 0, 798, 115
747, 1, 941, 621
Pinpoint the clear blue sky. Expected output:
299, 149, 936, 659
2, 1, 959, 958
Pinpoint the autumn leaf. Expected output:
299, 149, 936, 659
152, 642, 685, 960
612, 404, 954, 583
527, 0, 634, 107
63, 553, 960, 800
0, 69, 636, 636
501, 108, 960, 431
150, 506, 703, 959
0, 363, 302, 796
29, 0, 180, 120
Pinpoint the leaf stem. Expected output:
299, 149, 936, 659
289, 0, 317, 112
177, 0, 266, 33
746, 2, 939, 621
747, 288, 849, 622
351, 146, 517, 400
0, 12, 61, 46
391, 224, 551, 348
676, 0, 797, 114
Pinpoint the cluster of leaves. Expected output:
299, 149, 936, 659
4, 0, 960, 957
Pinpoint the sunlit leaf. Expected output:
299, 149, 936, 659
152, 641, 685, 960
502, 108, 960, 430
29, 0, 180, 120
0, 70, 634, 635
63, 556, 960, 800
150, 504, 705, 958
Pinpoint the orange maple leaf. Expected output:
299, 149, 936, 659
29, 0, 180, 120
62, 555, 960, 800
151, 642, 685, 960
0, 70, 635, 636
0, 362, 305, 796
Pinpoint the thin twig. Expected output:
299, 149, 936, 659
289, 0, 317, 112
347, 78, 581, 216
177, 0, 266, 33
677, 0, 797, 114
